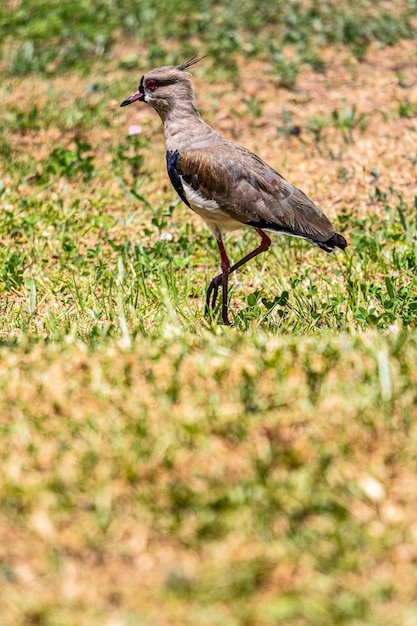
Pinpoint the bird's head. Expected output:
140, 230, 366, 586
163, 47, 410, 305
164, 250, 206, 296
120, 56, 206, 118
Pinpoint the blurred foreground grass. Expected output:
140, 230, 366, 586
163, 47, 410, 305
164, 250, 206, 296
1, 329, 417, 625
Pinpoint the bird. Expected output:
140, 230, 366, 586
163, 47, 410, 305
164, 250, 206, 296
120, 56, 347, 326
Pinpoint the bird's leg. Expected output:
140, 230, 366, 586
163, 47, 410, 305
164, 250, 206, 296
227, 228, 271, 275
206, 238, 231, 325
219, 240, 231, 326
205, 229, 272, 325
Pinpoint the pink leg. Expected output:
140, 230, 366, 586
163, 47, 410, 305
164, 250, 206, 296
206, 228, 272, 325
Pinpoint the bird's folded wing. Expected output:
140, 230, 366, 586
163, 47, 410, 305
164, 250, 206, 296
174, 145, 336, 242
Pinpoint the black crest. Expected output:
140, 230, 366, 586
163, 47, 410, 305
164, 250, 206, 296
177, 55, 207, 71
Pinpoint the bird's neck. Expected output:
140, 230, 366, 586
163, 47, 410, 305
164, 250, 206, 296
160, 101, 217, 152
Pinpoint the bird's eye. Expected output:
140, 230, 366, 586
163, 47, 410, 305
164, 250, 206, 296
146, 79, 158, 91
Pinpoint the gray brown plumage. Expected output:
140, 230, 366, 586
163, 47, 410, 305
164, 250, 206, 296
121, 58, 347, 325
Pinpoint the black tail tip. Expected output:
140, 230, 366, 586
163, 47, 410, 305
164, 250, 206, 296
317, 232, 348, 253
328, 232, 348, 250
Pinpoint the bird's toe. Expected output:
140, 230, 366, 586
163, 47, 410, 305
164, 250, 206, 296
206, 274, 223, 311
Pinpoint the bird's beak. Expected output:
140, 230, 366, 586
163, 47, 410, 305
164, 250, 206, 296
120, 90, 145, 107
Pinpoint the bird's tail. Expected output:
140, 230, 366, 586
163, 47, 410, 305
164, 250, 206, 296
315, 232, 347, 253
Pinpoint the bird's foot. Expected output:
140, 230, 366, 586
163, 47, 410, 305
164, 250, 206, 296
205, 274, 232, 326
205, 274, 222, 312
221, 308, 232, 326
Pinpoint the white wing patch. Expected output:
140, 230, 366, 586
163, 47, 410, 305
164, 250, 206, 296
180, 178, 245, 236
181, 179, 219, 213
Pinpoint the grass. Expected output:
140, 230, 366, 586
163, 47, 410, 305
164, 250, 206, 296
1, 1, 417, 624
1, 331, 417, 625
1, 0, 416, 76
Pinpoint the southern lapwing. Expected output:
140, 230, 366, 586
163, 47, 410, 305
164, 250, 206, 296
120, 57, 347, 326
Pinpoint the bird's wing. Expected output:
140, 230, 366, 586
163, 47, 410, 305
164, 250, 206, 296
168, 144, 336, 243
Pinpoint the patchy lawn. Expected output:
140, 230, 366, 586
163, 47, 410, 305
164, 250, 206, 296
1, 2, 417, 624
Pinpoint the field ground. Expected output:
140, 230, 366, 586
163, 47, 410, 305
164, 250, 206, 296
1, 1, 417, 624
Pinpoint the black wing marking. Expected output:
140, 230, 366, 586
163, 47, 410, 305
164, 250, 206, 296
166, 150, 191, 207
